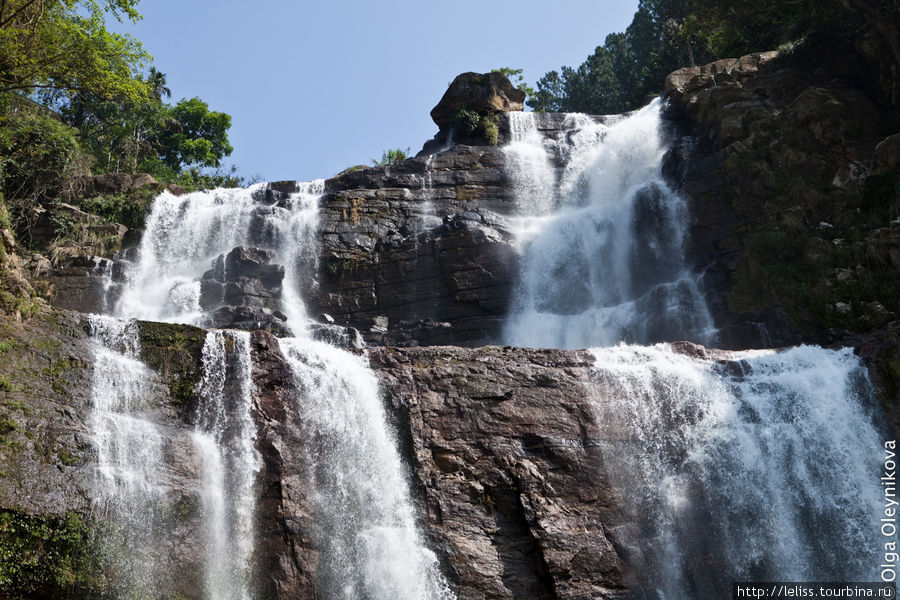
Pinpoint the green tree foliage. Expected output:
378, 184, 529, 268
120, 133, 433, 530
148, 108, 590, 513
0, 111, 83, 203
528, 0, 899, 114
61, 83, 165, 173
0, 0, 147, 102
529, 70, 565, 112
452, 108, 481, 136
155, 97, 233, 170
146, 66, 170, 101
0, 0, 241, 245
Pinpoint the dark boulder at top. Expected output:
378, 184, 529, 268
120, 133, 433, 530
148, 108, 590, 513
430, 72, 526, 130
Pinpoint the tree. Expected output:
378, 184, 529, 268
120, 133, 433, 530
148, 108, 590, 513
528, 45, 630, 114
146, 67, 171, 101
491, 67, 535, 100
528, 70, 565, 112
0, 0, 147, 102
371, 148, 409, 166
156, 97, 233, 169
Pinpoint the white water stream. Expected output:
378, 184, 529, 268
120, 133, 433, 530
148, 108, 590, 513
89, 177, 454, 599
589, 343, 887, 598
192, 329, 261, 600
87, 314, 167, 597
502, 101, 716, 348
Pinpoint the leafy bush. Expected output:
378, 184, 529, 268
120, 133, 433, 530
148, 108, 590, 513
482, 118, 499, 146
371, 148, 410, 166
0, 510, 107, 598
452, 108, 481, 136
0, 113, 84, 204
79, 189, 156, 230
492, 67, 535, 99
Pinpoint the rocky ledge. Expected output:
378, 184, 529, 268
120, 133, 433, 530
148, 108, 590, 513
0, 309, 632, 598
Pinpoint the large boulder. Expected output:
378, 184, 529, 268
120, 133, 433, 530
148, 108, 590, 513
430, 72, 526, 130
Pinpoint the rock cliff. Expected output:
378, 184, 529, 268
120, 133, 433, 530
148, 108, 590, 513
0, 309, 633, 599
2, 59, 898, 600
662, 49, 899, 349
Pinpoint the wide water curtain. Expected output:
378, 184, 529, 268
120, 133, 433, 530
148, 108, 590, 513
87, 315, 167, 598
589, 344, 886, 598
503, 101, 715, 348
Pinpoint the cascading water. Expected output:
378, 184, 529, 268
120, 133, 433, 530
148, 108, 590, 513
502, 101, 716, 348
281, 338, 454, 600
99, 177, 454, 599
81, 91, 891, 600
588, 344, 889, 598
192, 329, 261, 600
86, 314, 168, 597
115, 181, 323, 330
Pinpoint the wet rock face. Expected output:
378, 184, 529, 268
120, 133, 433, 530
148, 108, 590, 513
369, 346, 631, 600
246, 331, 319, 600
200, 246, 288, 335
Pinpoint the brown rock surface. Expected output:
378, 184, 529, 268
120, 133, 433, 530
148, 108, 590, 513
370, 345, 631, 599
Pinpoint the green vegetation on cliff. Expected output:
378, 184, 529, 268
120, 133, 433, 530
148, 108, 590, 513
0, 0, 243, 265
529, 0, 899, 114
0, 510, 107, 599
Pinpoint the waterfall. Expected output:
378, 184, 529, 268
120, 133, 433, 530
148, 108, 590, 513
114, 181, 324, 332
503, 111, 556, 217
193, 329, 261, 600
588, 343, 888, 598
280, 338, 454, 600
86, 314, 168, 597
502, 102, 716, 348
99, 177, 454, 599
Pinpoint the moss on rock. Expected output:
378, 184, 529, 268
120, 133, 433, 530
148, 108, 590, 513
136, 321, 207, 408
0, 509, 109, 599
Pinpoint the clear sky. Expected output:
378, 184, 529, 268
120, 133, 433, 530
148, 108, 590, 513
114, 1, 639, 182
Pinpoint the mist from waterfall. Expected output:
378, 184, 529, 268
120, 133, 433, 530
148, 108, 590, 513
588, 343, 888, 598
502, 101, 716, 349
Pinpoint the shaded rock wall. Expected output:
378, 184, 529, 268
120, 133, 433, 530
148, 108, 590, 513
311, 146, 520, 346
663, 49, 899, 348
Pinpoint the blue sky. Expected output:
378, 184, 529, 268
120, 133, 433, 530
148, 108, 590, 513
114, 1, 639, 182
